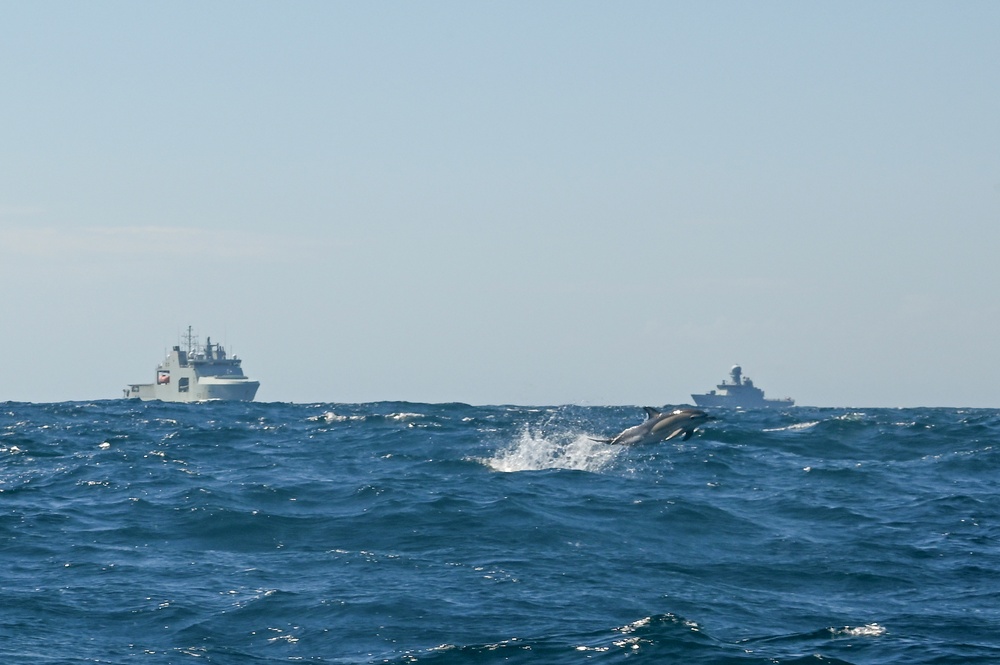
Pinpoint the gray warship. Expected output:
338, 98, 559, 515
691, 365, 794, 409
123, 327, 260, 402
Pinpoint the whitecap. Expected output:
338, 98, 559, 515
763, 421, 820, 432
387, 412, 425, 421
306, 411, 363, 423
833, 623, 886, 637
618, 617, 653, 633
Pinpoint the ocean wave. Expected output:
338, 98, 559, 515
306, 411, 365, 424
832, 623, 887, 637
2, 402, 1000, 664
763, 421, 821, 432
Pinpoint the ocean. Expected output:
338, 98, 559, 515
2, 401, 999, 664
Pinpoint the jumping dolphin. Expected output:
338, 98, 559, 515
594, 407, 714, 445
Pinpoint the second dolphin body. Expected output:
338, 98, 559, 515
595, 407, 713, 445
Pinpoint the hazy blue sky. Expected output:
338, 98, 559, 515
2, 2, 998, 407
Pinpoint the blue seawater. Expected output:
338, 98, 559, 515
2, 401, 1000, 664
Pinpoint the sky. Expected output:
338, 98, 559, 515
2, 1, 998, 407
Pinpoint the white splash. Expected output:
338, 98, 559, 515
483, 427, 621, 473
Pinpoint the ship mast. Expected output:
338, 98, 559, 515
182, 325, 198, 357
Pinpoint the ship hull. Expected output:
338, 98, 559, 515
691, 393, 794, 409
127, 379, 259, 402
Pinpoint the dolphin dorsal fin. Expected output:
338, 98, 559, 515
643, 406, 661, 420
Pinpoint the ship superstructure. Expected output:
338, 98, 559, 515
691, 365, 794, 409
124, 327, 260, 402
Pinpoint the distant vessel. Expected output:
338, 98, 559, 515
123, 327, 260, 402
691, 365, 794, 409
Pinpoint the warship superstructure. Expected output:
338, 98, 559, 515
691, 365, 794, 409
124, 327, 260, 402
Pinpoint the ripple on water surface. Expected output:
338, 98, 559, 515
2, 402, 1000, 663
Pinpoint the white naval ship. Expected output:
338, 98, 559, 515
691, 365, 794, 409
123, 327, 260, 402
